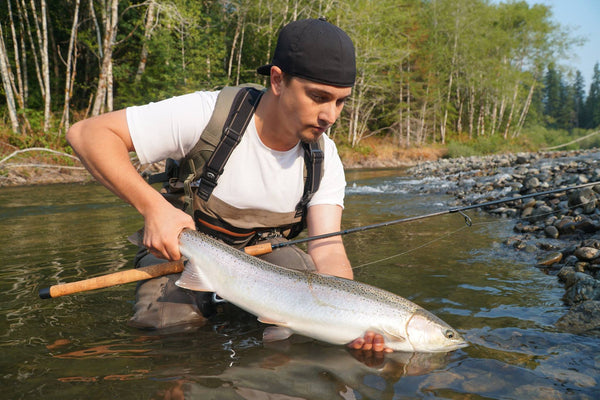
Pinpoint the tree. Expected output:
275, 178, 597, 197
91, 0, 119, 116
543, 65, 561, 126
0, 20, 20, 133
573, 70, 586, 128
58, 0, 81, 136
584, 62, 600, 128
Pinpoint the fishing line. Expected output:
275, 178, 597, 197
350, 195, 596, 271
351, 224, 473, 271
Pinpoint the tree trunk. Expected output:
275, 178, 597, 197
6, 0, 25, 110
503, 83, 519, 139
59, 0, 81, 136
107, 59, 113, 112
417, 83, 430, 145
16, 0, 29, 107
40, 0, 51, 132
477, 98, 485, 136
227, 12, 242, 82
92, 0, 118, 117
456, 86, 462, 134
0, 23, 20, 133
89, 0, 102, 56
28, 0, 51, 132
406, 63, 411, 146
514, 81, 535, 137
235, 19, 245, 86
348, 75, 364, 147
468, 86, 475, 139
135, 0, 156, 82
398, 63, 410, 146
490, 99, 497, 136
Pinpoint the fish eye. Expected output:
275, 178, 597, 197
445, 329, 455, 339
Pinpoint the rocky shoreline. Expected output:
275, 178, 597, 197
408, 149, 600, 336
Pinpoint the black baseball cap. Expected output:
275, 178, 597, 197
257, 18, 356, 87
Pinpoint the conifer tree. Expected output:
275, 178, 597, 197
585, 63, 600, 128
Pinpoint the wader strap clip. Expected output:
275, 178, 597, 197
183, 159, 196, 213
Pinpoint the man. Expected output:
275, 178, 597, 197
68, 17, 389, 353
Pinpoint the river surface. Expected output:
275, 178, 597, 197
1, 169, 598, 399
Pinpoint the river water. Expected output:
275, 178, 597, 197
1, 169, 598, 399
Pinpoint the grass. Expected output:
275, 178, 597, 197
337, 135, 447, 167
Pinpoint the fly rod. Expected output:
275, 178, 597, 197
40, 180, 599, 298
244, 180, 600, 255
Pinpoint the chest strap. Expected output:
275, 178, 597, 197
295, 141, 324, 218
197, 87, 263, 201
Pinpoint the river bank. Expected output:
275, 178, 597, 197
407, 148, 600, 336
0, 139, 441, 187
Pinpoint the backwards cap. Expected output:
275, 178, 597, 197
257, 17, 356, 87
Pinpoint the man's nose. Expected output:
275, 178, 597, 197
319, 101, 340, 126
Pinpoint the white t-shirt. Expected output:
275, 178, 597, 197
126, 90, 346, 213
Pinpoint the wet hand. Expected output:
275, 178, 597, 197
347, 332, 392, 367
348, 331, 393, 353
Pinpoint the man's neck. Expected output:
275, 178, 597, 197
254, 90, 299, 152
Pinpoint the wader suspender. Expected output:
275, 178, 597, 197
296, 141, 323, 218
197, 88, 263, 201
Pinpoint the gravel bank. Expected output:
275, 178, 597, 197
408, 149, 600, 336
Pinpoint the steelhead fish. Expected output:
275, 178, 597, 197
176, 229, 468, 352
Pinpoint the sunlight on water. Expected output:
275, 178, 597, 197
1, 174, 599, 399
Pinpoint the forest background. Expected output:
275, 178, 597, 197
1, 0, 599, 176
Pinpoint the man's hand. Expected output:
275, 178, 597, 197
142, 204, 196, 260
348, 331, 393, 353
67, 109, 195, 261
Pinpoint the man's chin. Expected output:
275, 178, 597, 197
300, 129, 325, 144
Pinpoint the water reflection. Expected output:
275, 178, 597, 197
174, 344, 451, 400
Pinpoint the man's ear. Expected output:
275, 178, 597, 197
270, 66, 284, 96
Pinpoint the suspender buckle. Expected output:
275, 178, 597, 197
197, 176, 217, 201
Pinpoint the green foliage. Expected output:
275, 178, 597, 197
336, 136, 373, 157
445, 135, 535, 158
445, 142, 479, 158
517, 126, 600, 151
584, 63, 600, 129
0, 0, 594, 159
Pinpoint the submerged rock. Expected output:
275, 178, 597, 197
555, 301, 600, 335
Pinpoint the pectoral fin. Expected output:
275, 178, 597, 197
382, 327, 406, 342
257, 316, 289, 326
263, 326, 294, 342
175, 263, 215, 292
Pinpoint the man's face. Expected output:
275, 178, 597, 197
276, 75, 352, 143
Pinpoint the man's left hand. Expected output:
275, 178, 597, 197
348, 331, 393, 353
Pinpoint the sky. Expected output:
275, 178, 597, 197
525, 0, 600, 89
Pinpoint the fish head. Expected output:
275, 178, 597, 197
404, 310, 468, 352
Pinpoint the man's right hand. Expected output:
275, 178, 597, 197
142, 204, 196, 260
